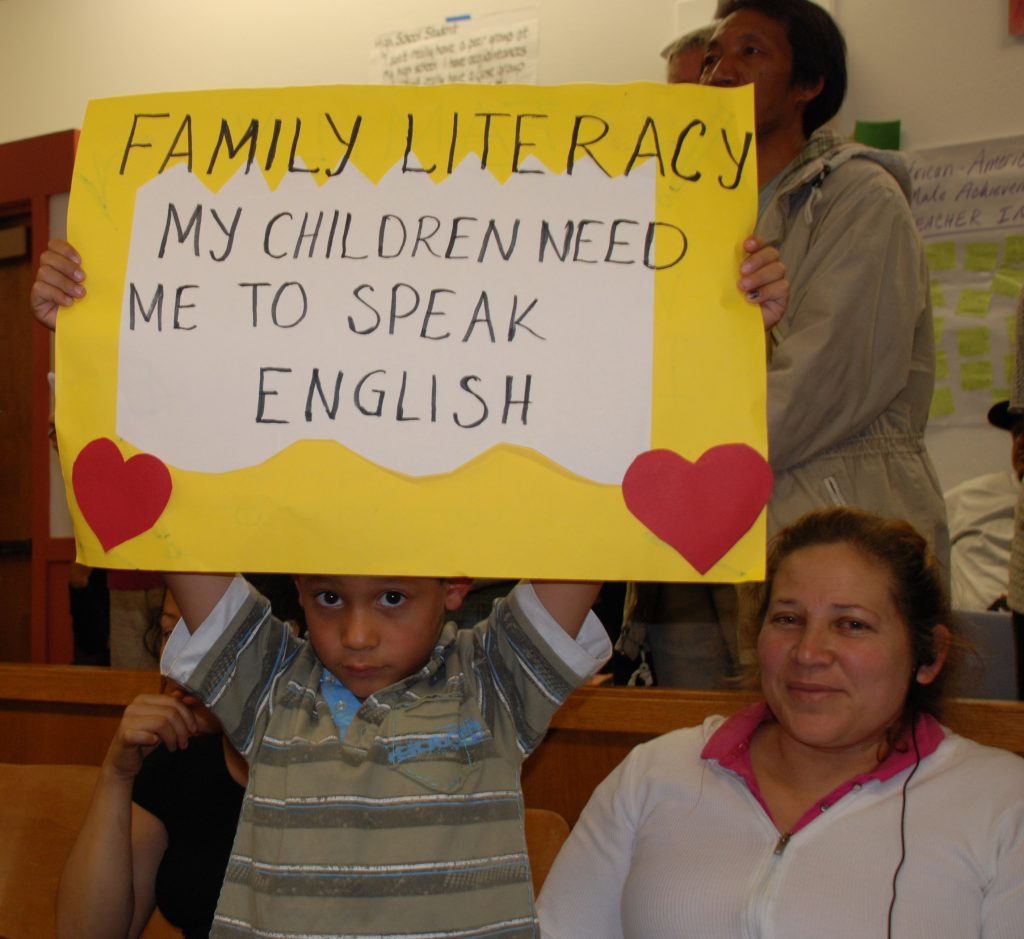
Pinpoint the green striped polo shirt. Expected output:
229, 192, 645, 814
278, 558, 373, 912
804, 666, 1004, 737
164, 578, 610, 938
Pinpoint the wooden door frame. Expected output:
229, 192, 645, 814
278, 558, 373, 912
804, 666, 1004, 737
0, 130, 79, 662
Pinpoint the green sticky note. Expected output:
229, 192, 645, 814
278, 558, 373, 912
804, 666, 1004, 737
933, 317, 945, 343
853, 119, 901, 150
994, 268, 1024, 299
960, 359, 992, 391
926, 242, 956, 272
935, 349, 949, 380
956, 327, 990, 357
930, 282, 947, 308
1006, 235, 1024, 266
957, 289, 993, 316
930, 385, 954, 419
965, 242, 999, 272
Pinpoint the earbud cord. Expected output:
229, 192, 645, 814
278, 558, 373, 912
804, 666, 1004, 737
886, 716, 922, 939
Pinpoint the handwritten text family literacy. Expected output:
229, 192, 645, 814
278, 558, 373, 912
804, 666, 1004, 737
117, 109, 754, 185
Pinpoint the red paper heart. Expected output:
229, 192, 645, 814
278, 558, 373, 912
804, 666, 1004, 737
622, 445, 774, 574
72, 438, 172, 552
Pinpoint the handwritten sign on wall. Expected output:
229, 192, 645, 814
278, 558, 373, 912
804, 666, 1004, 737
908, 134, 1024, 431
58, 82, 769, 580
371, 11, 539, 85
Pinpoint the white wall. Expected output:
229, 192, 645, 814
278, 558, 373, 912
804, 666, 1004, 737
835, 0, 1023, 150
0, 1, 1020, 149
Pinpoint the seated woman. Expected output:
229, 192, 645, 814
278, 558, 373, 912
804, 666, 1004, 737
57, 577, 303, 939
538, 508, 1024, 938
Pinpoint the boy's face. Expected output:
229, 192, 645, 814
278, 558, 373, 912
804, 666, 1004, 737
295, 575, 471, 700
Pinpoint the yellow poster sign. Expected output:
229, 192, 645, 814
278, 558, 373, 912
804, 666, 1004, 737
58, 82, 769, 581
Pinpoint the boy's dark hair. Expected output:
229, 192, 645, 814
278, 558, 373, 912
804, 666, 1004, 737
748, 508, 964, 744
718, 0, 847, 136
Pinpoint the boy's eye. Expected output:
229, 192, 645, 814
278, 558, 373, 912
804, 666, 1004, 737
315, 590, 342, 608
379, 590, 406, 608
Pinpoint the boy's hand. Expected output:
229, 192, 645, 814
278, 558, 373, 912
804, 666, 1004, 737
103, 693, 201, 783
30, 238, 85, 331
738, 235, 788, 331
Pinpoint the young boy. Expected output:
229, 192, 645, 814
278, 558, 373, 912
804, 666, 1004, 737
160, 571, 608, 938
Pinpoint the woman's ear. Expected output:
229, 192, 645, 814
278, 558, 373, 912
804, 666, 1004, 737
915, 624, 951, 685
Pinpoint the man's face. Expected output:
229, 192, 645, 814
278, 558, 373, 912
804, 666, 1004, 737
700, 9, 821, 139
296, 575, 471, 700
666, 46, 705, 84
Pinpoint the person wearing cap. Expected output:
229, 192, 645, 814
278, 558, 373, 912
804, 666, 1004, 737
661, 24, 716, 84
944, 400, 1024, 613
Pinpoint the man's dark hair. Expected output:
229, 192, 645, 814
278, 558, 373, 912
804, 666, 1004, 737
718, 0, 847, 136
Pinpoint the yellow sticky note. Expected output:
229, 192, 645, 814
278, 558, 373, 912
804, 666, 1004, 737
965, 242, 999, 272
933, 317, 945, 343
926, 242, 956, 272
960, 360, 992, 391
1006, 235, 1024, 266
58, 82, 767, 582
930, 385, 954, 419
935, 349, 949, 381
994, 269, 1024, 299
956, 327, 990, 357
956, 289, 992, 316
930, 282, 947, 308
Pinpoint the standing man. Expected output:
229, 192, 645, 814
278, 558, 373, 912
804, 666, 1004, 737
705, 0, 946, 562
635, 0, 948, 687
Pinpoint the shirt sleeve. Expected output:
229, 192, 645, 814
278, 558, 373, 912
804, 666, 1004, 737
516, 581, 613, 679
465, 583, 611, 761
162, 575, 300, 760
765, 161, 930, 472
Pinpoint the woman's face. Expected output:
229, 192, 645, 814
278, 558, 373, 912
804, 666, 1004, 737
758, 543, 939, 758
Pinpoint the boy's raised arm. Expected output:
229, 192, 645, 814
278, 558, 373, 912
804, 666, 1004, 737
530, 581, 602, 639
163, 573, 235, 634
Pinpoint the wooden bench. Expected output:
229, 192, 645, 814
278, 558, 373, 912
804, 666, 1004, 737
2, 665, 1022, 867
0, 663, 160, 765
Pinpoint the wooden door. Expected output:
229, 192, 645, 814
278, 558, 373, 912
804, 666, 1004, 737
0, 216, 33, 660
0, 130, 78, 662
